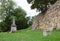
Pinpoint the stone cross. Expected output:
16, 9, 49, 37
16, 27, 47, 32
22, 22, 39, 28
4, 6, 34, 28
12, 17, 16, 25
10, 16, 17, 33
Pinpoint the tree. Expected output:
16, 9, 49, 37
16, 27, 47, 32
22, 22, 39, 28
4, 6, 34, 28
27, 0, 57, 14
0, 0, 30, 32
0, 15, 12, 31
0, 0, 15, 20
14, 7, 29, 30
0, 0, 14, 31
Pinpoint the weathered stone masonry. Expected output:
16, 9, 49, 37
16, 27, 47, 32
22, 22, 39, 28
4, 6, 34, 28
32, 0, 60, 30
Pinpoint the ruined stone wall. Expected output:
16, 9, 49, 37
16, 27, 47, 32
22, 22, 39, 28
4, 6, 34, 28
32, 13, 44, 30
32, 0, 60, 30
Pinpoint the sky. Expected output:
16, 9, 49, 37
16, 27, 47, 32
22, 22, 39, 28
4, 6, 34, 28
14, 0, 39, 17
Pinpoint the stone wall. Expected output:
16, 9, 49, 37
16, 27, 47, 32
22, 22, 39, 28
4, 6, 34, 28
32, 0, 60, 31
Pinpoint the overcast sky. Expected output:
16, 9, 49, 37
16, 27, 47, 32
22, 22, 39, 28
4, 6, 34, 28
14, 0, 39, 17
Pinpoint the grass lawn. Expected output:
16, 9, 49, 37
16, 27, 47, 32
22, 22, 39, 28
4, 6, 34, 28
0, 27, 60, 41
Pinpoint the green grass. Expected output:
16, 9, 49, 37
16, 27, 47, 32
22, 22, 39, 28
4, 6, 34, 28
0, 27, 60, 41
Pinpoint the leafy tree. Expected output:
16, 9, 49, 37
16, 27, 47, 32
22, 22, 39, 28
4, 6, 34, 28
0, 0, 30, 32
27, 0, 57, 14
0, 0, 15, 20
14, 7, 29, 30
0, 0, 13, 31
0, 15, 12, 31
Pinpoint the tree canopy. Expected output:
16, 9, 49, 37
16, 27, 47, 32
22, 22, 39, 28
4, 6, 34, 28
0, 0, 15, 20
0, 0, 30, 32
27, 0, 57, 14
